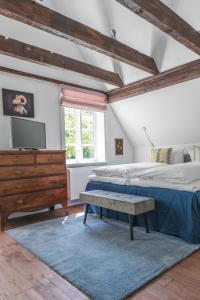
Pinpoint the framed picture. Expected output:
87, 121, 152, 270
2, 89, 34, 118
115, 138, 123, 155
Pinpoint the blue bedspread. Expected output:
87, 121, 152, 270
86, 181, 200, 243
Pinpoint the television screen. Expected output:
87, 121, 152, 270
11, 117, 46, 149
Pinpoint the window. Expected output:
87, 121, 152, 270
64, 107, 105, 164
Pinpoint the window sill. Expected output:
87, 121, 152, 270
67, 161, 107, 168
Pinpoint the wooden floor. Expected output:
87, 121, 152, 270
1, 207, 200, 300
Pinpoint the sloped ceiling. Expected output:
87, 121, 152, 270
0, 0, 200, 147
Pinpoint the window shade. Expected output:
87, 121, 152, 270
60, 84, 107, 112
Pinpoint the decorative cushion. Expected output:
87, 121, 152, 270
151, 148, 172, 164
170, 149, 184, 164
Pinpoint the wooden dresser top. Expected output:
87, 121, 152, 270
0, 150, 66, 155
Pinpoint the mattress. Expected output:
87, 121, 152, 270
89, 174, 200, 192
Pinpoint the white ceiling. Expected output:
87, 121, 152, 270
0, 0, 199, 92
0, 0, 200, 149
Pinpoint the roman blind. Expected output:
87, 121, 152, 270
60, 84, 107, 112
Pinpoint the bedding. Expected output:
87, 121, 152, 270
88, 161, 200, 243
150, 147, 184, 164
188, 147, 195, 161
188, 145, 200, 161
170, 148, 184, 164
89, 175, 200, 192
151, 148, 172, 164
89, 175, 129, 186
92, 162, 167, 178
136, 162, 200, 184
92, 162, 200, 184
194, 145, 200, 161
86, 181, 200, 243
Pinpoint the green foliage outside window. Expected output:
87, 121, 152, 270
64, 108, 95, 161
65, 108, 75, 121
83, 146, 95, 159
65, 130, 76, 143
81, 130, 94, 144
66, 146, 76, 159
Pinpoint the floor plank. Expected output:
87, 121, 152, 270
1, 208, 200, 300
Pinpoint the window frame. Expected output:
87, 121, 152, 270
61, 107, 106, 166
80, 109, 96, 162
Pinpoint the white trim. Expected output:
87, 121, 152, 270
67, 161, 106, 168
63, 108, 105, 163
60, 106, 65, 150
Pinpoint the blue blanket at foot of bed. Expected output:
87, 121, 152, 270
86, 181, 200, 243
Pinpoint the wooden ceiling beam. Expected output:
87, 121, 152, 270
0, 66, 106, 95
0, 36, 123, 87
116, 0, 200, 55
108, 59, 200, 102
0, 0, 158, 75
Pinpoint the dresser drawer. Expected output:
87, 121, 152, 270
0, 175, 66, 196
0, 154, 34, 166
0, 188, 67, 211
36, 153, 65, 164
0, 164, 66, 180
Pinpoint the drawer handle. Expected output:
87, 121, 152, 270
17, 199, 24, 205
14, 169, 23, 175
14, 157, 20, 163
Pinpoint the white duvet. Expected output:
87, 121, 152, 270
91, 161, 200, 191
89, 175, 200, 192
92, 162, 166, 178
137, 162, 200, 184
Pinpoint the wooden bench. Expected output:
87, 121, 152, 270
80, 190, 155, 240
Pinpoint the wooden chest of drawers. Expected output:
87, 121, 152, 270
0, 150, 68, 231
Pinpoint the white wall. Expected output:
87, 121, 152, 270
132, 142, 200, 163
0, 72, 61, 150
105, 106, 134, 164
0, 72, 134, 202
0, 72, 133, 160
111, 78, 200, 162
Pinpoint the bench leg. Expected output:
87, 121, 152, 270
143, 213, 149, 233
129, 215, 134, 240
83, 204, 89, 225
100, 207, 103, 219
49, 205, 55, 212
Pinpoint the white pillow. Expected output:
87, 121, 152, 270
170, 149, 184, 164
188, 148, 195, 161
188, 145, 200, 161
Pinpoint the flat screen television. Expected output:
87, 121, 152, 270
11, 117, 46, 149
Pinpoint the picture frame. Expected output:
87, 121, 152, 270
2, 88, 34, 118
115, 138, 123, 155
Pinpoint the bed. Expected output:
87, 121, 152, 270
85, 157, 200, 244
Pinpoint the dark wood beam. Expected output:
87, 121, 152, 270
0, 0, 158, 75
116, 0, 200, 55
0, 66, 106, 95
108, 59, 200, 102
0, 36, 123, 87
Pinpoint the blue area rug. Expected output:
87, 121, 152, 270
6, 214, 200, 300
